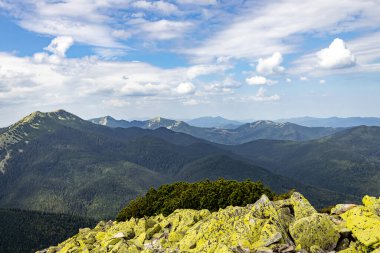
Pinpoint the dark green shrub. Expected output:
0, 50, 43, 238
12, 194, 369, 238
116, 179, 274, 221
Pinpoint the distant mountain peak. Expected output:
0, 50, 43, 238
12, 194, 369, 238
19, 111, 45, 124
151, 116, 164, 122
186, 116, 243, 129
17, 110, 79, 126
247, 120, 286, 128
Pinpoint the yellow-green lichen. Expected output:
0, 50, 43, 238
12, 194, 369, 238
38, 192, 380, 253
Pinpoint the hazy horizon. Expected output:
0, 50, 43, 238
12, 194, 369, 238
3, 108, 380, 128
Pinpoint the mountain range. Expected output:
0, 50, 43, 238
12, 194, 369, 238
277, 116, 380, 127
227, 126, 380, 198
90, 116, 342, 144
1, 110, 364, 219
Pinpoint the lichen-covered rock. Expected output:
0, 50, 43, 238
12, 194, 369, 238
289, 192, 317, 220
289, 213, 340, 251
39, 192, 380, 253
341, 195, 380, 249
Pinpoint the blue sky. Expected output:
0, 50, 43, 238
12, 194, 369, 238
0, 0, 380, 126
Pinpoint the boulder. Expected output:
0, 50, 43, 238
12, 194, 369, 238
331, 204, 357, 215
289, 213, 340, 251
39, 192, 380, 253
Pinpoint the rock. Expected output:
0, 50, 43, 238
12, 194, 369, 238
39, 192, 380, 253
310, 245, 327, 253
254, 246, 273, 253
112, 232, 126, 238
341, 196, 380, 248
338, 241, 369, 253
335, 238, 350, 251
258, 221, 283, 247
331, 204, 357, 215
290, 192, 317, 220
289, 213, 340, 251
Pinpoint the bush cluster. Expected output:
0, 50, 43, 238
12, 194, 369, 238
116, 179, 275, 221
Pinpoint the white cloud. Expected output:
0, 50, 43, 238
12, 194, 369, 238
203, 77, 241, 93
176, 0, 217, 5
0, 38, 228, 109
186, 64, 227, 79
93, 48, 128, 60
286, 78, 292, 83
183, 99, 199, 105
175, 82, 196, 95
120, 82, 169, 96
320, 79, 326, 84
7, 0, 124, 48
348, 31, 380, 65
132, 1, 179, 14
112, 30, 132, 40
256, 52, 285, 75
102, 99, 131, 107
300, 76, 308, 81
317, 38, 356, 69
246, 76, 267, 85
44, 36, 74, 57
187, 0, 380, 62
130, 18, 192, 40
246, 75, 277, 86
250, 87, 280, 102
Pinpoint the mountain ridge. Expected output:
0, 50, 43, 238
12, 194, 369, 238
228, 125, 380, 198
0, 110, 359, 218
89, 115, 343, 144
277, 116, 380, 127
186, 116, 243, 129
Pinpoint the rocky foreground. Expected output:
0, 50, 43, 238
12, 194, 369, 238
39, 192, 380, 253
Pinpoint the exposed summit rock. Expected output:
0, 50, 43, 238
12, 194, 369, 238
38, 193, 380, 252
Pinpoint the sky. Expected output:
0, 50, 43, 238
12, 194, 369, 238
0, 0, 380, 126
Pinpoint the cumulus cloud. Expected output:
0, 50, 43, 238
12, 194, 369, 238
45, 36, 74, 57
246, 75, 277, 86
251, 87, 280, 102
319, 79, 326, 84
286, 78, 292, 83
256, 52, 285, 75
246, 76, 267, 85
175, 82, 196, 95
317, 38, 356, 69
0, 37, 226, 110
300, 76, 308, 81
